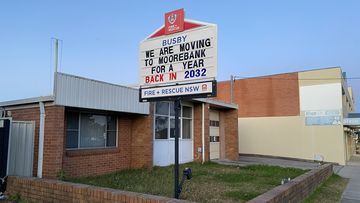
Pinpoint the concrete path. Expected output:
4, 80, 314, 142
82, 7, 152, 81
336, 155, 360, 203
213, 155, 321, 170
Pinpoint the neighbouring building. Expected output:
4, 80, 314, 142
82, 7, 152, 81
216, 67, 357, 165
0, 72, 238, 178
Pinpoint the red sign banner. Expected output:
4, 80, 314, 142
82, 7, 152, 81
164, 8, 185, 35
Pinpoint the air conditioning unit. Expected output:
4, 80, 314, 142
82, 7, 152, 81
314, 154, 324, 162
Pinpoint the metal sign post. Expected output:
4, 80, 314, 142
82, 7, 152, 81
174, 99, 181, 198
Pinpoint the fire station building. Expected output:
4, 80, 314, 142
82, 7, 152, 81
0, 72, 238, 178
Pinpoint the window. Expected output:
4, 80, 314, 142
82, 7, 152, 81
182, 106, 192, 139
66, 112, 117, 149
210, 120, 219, 127
154, 102, 192, 140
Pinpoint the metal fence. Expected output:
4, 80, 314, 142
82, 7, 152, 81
7, 121, 35, 177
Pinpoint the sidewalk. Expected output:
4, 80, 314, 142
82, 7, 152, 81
336, 155, 360, 203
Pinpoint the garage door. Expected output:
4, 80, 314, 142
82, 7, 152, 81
210, 110, 220, 160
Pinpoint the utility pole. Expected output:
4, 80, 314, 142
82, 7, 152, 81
230, 75, 234, 103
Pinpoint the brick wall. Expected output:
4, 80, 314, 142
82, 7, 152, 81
6, 176, 190, 203
11, 104, 154, 178
63, 113, 154, 177
216, 73, 300, 117
42, 106, 65, 178
223, 109, 238, 161
10, 105, 65, 178
130, 106, 154, 169
248, 163, 333, 203
63, 118, 132, 177
193, 103, 238, 162
193, 103, 210, 162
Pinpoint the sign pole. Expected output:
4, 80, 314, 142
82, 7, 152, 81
174, 99, 181, 199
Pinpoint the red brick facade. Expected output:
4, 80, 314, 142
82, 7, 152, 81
216, 73, 300, 117
9, 100, 237, 178
62, 110, 153, 177
222, 109, 239, 161
193, 103, 239, 162
10, 105, 65, 178
42, 106, 65, 178
193, 103, 210, 162
130, 106, 154, 169
10, 104, 153, 178
63, 118, 132, 177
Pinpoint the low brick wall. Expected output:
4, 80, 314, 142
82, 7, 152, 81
248, 163, 333, 203
6, 176, 190, 203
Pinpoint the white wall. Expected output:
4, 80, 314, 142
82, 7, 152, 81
153, 140, 193, 166
300, 83, 342, 111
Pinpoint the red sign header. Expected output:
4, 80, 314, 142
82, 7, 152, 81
164, 8, 185, 35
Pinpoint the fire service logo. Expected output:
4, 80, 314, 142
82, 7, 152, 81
168, 13, 177, 25
165, 8, 184, 35
202, 84, 208, 91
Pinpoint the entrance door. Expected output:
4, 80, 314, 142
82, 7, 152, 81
210, 110, 220, 160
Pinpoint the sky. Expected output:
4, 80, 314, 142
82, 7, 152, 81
0, 0, 359, 111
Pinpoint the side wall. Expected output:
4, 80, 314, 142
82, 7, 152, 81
217, 72, 300, 117
239, 116, 346, 165
217, 68, 347, 165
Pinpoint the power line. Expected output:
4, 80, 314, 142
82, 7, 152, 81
232, 76, 360, 81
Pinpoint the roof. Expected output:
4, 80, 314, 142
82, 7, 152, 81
193, 98, 238, 109
142, 19, 217, 42
0, 96, 54, 107
0, 72, 149, 115
348, 113, 360, 118
54, 72, 149, 115
218, 66, 342, 82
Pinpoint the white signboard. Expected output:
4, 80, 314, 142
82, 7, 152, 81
140, 81, 215, 101
139, 25, 217, 87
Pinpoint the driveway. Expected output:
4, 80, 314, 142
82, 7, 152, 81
213, 155, 321, 170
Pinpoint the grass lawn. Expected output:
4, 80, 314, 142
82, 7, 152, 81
303, 174, 348, 203
68, 162, 305, 203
